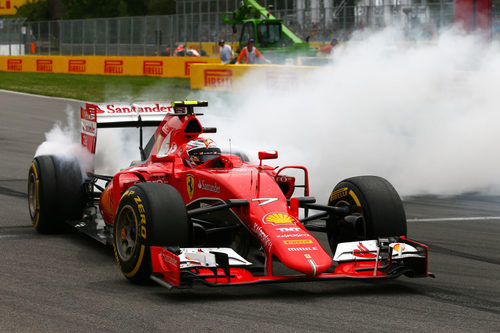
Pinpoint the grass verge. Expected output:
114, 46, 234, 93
0, 71, 193, 102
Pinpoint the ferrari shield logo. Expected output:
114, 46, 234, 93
186, 174, 195, 200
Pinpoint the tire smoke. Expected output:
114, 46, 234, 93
205, 27, 500, 200
34, 106, 93, 179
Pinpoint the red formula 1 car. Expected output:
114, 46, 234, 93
28, 101, 431, 288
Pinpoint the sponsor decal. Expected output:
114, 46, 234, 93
251, 198, 278, 206
81, 119, 96, 135
392, 244, 406, 252
252, 223, 272, 250
7, 59, 22, 71
353, 242, 376, 258
149, 176, 169, 184
276, 227, 301, 232
329, 187, 348, 202
204, 69, 233, 88
275, 176, 290, 183
263, 213, 297, 225
101, 104, 171, 114
104, 60, 124, 74
143, 60, 163, 75
68, 59, 86, 73
185, 61, 206, 76
198, 179, 220, 193
283, 239, 313, 245
133, 195, 147, 239
0, 1, 11, 10
288, 247, 318, 252
160, 248, 178, 267
81, 104, 99, 121
186, 174, 195, 200
166, 142, 177, 155
276, 233, 309, 238
266, 71, 298, 90
36, 59, 52, 72
304, 254, 312, 259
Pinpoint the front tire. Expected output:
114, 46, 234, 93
326, 176, 406, 253
112, 183, 192, 284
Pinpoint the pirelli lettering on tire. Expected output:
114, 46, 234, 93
329, 187, 348, 202
123, 190, 135, 197
134, 195, 147, 239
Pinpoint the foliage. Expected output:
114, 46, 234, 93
61, 0, 122, 19
61, 0, 176, 19
15, 0, 50, 21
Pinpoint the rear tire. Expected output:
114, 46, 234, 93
326, 176, 406, 253
112, 183, 192, 284
28, 155, 84, 234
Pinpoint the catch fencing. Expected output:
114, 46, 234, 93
0, 2, 470, 57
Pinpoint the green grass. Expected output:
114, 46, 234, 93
0, 71, 193, 102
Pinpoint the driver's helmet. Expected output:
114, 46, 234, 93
186, 138, 221, 165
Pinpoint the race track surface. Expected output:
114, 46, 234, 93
1, 90, 499, 332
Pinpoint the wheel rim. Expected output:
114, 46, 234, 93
28, 171, 37, 221
115, 205, 138, 262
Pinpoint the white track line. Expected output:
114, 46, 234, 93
0, 234, 34, 239
407, 216, 500, 222
0, 88, 86, 103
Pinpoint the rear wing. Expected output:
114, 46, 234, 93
80, 102, 172, 157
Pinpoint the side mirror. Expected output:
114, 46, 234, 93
151, 154, 175, 163
258, 151, 278, 160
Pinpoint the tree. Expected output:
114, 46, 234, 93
61, 0, 176, 19
146, 0, 176, 15
15, 0, 50, 21
61, 0, 122, 19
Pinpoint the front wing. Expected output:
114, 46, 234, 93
150, 237, 431, 288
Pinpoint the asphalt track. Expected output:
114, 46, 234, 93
1, 90, 499, 332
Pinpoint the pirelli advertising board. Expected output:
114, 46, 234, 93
0, 0, 27, 15
189, 63, 319, 91
0, 56, 220, 78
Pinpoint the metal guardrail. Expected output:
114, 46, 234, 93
2, 2, 494, 57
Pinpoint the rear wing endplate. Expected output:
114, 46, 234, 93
80, 102, 172, 155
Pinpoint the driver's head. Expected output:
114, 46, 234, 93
186, 138, 221, 165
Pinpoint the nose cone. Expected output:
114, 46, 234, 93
276, 243, 333, 276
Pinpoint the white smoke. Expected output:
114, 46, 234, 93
94, 127, 154, 175
203, 27, 500, 200
34, 106, 93, 178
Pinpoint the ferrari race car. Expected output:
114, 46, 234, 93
28, 101, 432, 288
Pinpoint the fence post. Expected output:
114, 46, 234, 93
70, 20, 73, 56
82, 19, 85, 55
105, 19, 108, 56
118, 18, 121, 56
130, 17, 133, 56
156, 16, 160, 56
94, 19, 96, 55
58, 20, 61, 55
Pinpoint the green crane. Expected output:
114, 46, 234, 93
222, 0, 316, 62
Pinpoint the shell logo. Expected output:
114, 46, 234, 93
393, 244, 406, 252
263, 213, 297, 225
